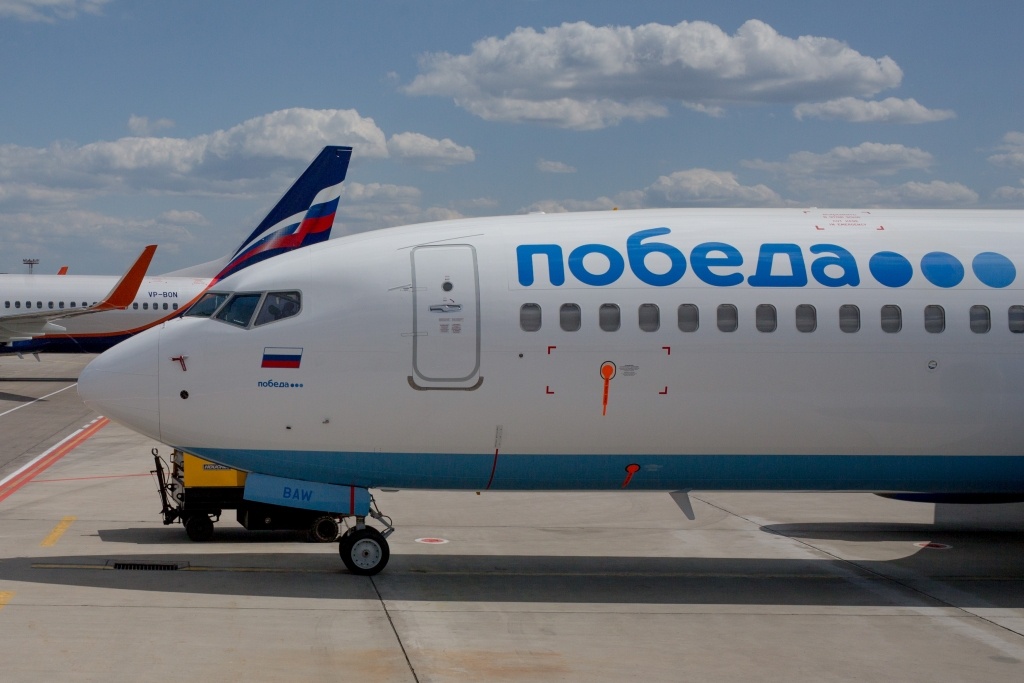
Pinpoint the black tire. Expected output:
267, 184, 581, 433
339, 527, 389, 575
308, 516, 340, 543
184, 515, 214, 542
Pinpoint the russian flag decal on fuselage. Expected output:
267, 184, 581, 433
262, 347, 303, 369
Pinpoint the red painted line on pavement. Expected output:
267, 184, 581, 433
32, 472, 150, 483
0, 417, 110, 505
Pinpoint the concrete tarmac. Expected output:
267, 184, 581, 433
0, 354, 1023, 681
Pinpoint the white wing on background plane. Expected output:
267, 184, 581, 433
0, 245, 156, 343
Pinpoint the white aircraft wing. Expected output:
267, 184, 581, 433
0, 245, 157, 343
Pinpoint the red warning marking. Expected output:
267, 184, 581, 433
662, 346, 671, 355
914, 541, 951, 549
621, 463, 641, 488
600, 361, 616, 416
659, 387, 668, 395
545, 386, 554, 395
547, 346, 556, 354
0, 418, 110, 505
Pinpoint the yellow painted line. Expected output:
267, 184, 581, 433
0, 591, 14, 610
39, 516, 76, 547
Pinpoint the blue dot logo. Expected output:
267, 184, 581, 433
869, 251, 913, 288
920, 252, 964, 288
972, 252, 1016, 288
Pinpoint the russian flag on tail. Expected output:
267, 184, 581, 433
262, 347, 303, 369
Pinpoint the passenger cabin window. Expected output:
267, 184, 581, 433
795, 304, 817, 333
881, 305, 902, 333
970, 305, 990, 334
14, 301, 20, 309
717, 304, 738, 332
839, 304, 860, 333
132, 303, 138, 310
254, 291, 302, 326
924, 305, 945, 333
1009, 305, 1024, 334
638, 304, 660, 332
559, 304, 581, 332
755, 304, 777, 333
215, 293, 262, 328
677, 304, 698, 332
520, 303, 542, 332
185, 292, 230, 318
599, 303, 620, 332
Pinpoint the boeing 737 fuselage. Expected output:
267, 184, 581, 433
79, 207, 1024, 574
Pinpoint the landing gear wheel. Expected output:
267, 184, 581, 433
184, 515, 214, 542
339, 527, 390, 575
308, 516, 340, 543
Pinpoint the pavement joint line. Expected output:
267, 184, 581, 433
0, 383, 76, 419
39, 516, 76, 547
371, 575, 421, 683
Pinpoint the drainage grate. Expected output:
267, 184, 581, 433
110, 562, 182, 571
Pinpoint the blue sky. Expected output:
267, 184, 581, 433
0, 0, 1022, 274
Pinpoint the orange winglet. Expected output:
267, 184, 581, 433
93, 245, 157, 311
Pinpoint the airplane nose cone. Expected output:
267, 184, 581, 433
78, 329, 161, 441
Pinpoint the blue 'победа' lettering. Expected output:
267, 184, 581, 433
516, 228, 1015, 290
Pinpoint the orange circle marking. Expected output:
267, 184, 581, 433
600, 362, 616, 380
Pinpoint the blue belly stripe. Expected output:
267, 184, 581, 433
184, 449, 1024, 493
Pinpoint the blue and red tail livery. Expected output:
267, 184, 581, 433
215, 146, 351, 282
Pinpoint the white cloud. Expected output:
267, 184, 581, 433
159, 209, 206, 225
523, 168, 782, 212
877, 180, 978, 205
743, 142, 934, 177
334, 181, 463, 234
0, 208, 196, 263
643, 170, 782, 207
0, 108, 479, 271
988, 132, 1024, 168
128, 115, 176, 136
405, 19, 903, 129
537, 159, 576, 173
0, 0, 108, 22
994, 180, 1024, 200
793, 97, 955, 124
386, 132, 475, 169
0, 108, 392, 198
0, 108, 478, 203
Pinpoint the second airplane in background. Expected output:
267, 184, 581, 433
0, 146, 352, 355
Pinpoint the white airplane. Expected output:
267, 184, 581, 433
78, 207, 1024, 575
0, 146, 352, 355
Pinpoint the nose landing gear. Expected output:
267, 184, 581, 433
339, 496, 394, 576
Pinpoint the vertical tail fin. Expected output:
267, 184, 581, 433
213, 146, 352, 282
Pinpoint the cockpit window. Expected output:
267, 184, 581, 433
215, 293, 262, 328
254, 291, 302, 326
184, 292, 230, 318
